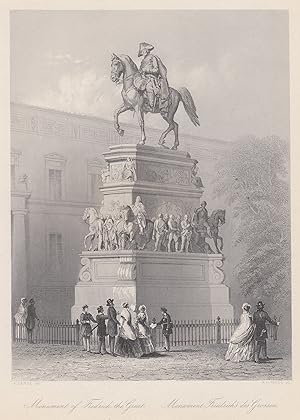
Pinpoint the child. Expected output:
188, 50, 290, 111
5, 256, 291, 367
96, 306, 108, 354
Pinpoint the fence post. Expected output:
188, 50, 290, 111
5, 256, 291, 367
216, 316, 221, 344
75, 319, 80, 345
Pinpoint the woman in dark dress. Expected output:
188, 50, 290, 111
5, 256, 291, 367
156, 307, 173, 351
25, 298, 39, 343
96, 305, 108, 354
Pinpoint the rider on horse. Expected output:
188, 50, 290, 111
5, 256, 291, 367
134, 42, 169, 113
192, 201, 211, 238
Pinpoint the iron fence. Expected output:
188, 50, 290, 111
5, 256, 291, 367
13, 317, 278, 347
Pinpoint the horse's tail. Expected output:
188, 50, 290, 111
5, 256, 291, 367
178, 87, 200, 127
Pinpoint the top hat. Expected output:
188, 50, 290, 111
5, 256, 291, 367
161, 307, 168, 313
29, 298, 35, 304
82, 304, 88, 310
106, 298, 114, 306
122, 302, 129, 308
138, 42, 154, 57
97, 305, 103, 312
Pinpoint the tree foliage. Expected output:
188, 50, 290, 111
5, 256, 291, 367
213, 136, 290, 310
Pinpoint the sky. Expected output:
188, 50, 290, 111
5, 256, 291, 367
10, 10, 289, 141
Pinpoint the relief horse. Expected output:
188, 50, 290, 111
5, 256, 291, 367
82, 207, 103, 251
110, 54, 200, 150
207, 209, 226, 254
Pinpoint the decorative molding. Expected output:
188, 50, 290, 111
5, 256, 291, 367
117, 256, 137, 281
208, 258, 225, 284
44, 152, 66, 162
87, 157, 104, 168
79, 257, 92, 282
11, 104, 229, 151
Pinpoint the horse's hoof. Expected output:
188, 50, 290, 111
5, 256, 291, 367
171, 146, 178, 151
118, 129, 124, 136
138, 141, 146, 146
159, 144, 169, 149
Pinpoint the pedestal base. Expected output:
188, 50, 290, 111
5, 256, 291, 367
71, 251, 234, 321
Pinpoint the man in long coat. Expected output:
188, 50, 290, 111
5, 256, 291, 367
25, 298, 39, 343
134, 42, 169, 112
253, 301, 280, 362
106, 298, 120, 356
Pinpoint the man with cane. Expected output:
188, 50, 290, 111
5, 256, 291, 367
80, 304, 97, 352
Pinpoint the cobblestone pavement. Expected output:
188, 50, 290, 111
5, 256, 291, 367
12, 341, 291, 381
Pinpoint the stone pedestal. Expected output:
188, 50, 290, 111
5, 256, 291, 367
100, 143, 203, 218
72, 143, 233, 321
71, 250, 233, 321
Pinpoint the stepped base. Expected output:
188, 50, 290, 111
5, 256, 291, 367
71, 251, 233, 321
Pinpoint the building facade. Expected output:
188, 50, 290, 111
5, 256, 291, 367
11, 102, 233, 320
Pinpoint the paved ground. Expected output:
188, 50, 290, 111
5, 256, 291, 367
12, 341, 291, 381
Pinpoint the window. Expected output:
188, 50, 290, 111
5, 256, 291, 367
49, 169, 62, 200
45, 153, 66, 201
48, 233, 63, 275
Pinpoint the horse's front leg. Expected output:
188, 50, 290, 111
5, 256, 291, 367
218, 235, 224, 251
84, 232, 93, 249
114, 103, 131, 136
213, 237, 220, 254
88, 234, 96, 251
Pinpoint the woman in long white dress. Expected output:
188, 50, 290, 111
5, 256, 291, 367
225, 303, 256, 362
115, 302, 143, 358
136, 305, 155, 355
14, 297, 27, 340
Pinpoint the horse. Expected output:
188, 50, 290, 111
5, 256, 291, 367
207, 209, 226, 254
82, 207, 103, 251
111, 54, 200, 150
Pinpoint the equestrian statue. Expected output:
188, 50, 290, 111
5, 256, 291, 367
111, 42, 200, 150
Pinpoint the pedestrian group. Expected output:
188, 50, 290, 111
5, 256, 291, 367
79, 299, 173, 357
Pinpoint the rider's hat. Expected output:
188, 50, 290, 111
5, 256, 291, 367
138, 42, 154, 57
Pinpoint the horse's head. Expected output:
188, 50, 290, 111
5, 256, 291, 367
83, 207, 98, 223
111, 53, 124, 83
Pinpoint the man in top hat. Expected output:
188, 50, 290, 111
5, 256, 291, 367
106, 298, 120, 356
134, 42, 169, 112
253, 301, 280, 362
